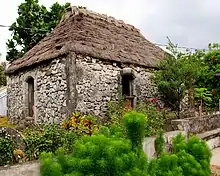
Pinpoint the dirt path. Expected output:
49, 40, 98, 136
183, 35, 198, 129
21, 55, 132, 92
0, 161, 39, 176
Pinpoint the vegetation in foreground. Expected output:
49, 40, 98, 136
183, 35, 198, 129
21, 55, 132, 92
40, 111, 212, 176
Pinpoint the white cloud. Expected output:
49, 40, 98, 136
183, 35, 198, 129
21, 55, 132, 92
1, 0, 220, 61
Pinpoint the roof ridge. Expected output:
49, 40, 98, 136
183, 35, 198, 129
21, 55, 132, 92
60, 6, 139, 32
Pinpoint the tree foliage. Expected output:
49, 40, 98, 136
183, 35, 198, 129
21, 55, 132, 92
155, 40, 220, 112
154, 40, 202, 116
195, 43, 220, 109
6, 0, 71, 61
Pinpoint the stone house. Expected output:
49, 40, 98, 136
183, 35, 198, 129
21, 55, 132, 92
6, 7, 165, 125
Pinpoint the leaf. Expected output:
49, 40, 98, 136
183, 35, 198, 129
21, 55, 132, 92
6, 0, 71, 61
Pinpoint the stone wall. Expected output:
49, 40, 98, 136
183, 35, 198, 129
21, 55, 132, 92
7, 58, 67, 124
171, 114, 220, 134
8, 52, 157, 124
74, 54, 157, 116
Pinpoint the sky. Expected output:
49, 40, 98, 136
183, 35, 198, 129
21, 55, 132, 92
0, 0, 220, 61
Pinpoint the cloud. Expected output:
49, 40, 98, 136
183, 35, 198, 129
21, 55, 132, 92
0, 0, 220, 61
139, 0, 220, 48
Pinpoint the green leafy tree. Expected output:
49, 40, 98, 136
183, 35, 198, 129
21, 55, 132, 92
195, 43, 220, 109
154, 39, 202, 117
6, 0, 71, 61
194, 88, 212, 114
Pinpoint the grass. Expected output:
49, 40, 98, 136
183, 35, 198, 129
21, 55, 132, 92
0, 116, 16, 128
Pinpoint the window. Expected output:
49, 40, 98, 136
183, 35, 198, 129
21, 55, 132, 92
121, 68, 136, 109
26, 77, 34, 117
122, 74, 133, 97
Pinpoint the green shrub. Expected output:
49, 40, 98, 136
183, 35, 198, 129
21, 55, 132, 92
154, 130, 165, 157
148, 133, 211, 176
61, 130, 80, 154
123, 111, 146, 150
107, 99, 167, 137
40, 135, 148, 176
172, 133, 212, 176
0, 136, 14, 165
148, 154, 183, 176
23, 124, 78, 160
135, 101, 166, 137
40, 111, 149, 176
40, 113, 212, 176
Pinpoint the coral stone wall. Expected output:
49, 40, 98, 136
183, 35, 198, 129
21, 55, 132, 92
74, 54, 158, 116
7, 58, 67, 124
7, 53, 158, 124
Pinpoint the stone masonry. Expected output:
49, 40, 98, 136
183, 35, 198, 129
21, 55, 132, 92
7, 53, 157, 124
7, 57, 67, 124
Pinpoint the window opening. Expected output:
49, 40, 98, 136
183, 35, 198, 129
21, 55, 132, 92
27, 77, 34, 117
122, 75, 133, 97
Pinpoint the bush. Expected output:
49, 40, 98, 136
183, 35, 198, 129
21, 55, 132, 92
123, 111, 146, 150
0, 136, 14, 165
40, 135, 148, 176
148, 154, 183, 176
61, 112, 99, 136
154, 130, 165, 157
40, 112, 212, 176
40, 111, 149, 176
172, 133, 212, 176
23, 124, 78, 160
135, 101, 166, 137
149, 133, 212, 176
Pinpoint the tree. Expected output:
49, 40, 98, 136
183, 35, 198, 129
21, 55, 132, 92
154, 39, 202, 117
194, 88, 212, 116
195, 43, 220, 109
6, 0, 71, 61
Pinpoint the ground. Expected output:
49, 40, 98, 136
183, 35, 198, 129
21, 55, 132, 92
211, 148, 220, 176
0, 161, 39, 176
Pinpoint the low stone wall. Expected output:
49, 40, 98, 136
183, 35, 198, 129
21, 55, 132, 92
143, 131, 186, 159
197, 128, 220, 150
171, 114, 220, 134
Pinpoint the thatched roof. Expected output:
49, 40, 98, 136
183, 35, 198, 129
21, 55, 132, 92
7, 7, 165, 74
